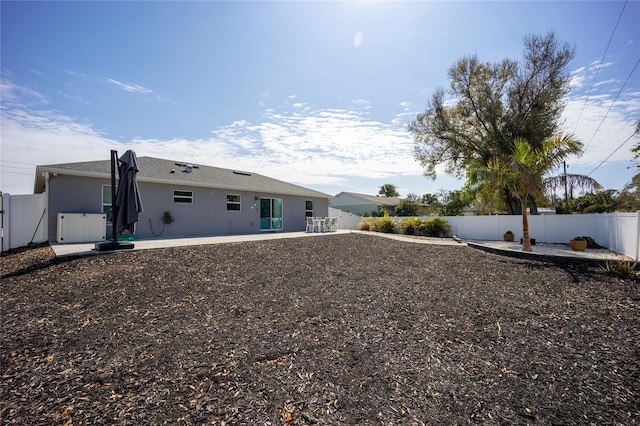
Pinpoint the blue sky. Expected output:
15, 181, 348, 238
1, 1, 639, 198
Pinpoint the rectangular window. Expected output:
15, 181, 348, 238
305, 200, 313, 217
173, 190, 193, 204
227, 194, 241, 211
102, 185, 112, 222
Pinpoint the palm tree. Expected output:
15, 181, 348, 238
483, 135, 601, 252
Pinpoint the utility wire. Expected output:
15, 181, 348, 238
1, 170, 34, 175
586, 131, 637, 177
0, 164, 35, 171
582, 56, 640, 153
0, 160, 38, 166
572, 0, 627, 134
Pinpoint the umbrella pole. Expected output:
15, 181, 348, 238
110, 149, 118, 245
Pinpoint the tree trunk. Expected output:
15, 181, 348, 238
503, 189, 522, 215
528, 198, 539, 215
521, 197, 532, 252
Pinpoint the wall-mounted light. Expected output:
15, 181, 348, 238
254, 196, 259, 200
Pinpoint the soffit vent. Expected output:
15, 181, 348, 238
233, 171, 252, 176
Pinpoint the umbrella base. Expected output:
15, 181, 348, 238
95, 241, 135, 251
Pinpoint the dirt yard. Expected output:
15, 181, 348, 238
1, 233, 638, 425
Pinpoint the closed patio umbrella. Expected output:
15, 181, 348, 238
114, 150, 143, 235
96, 149, 143, 251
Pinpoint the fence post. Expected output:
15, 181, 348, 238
0, 193, 7, 253
615, 213, 619, 257
636, 211, 640, 261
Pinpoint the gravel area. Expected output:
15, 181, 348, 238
1, 233, 639, 425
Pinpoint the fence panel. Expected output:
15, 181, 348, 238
328, 207, 362, 230
529, 214, 601, 244
605, 212, 639, 261
1, 193, 48, 252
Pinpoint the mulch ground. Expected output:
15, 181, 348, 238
1, 233, 638, 425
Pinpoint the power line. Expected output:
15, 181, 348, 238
0, 170, 34, 176
572, 0, 627, 134
586, 131, 637, 177
582, 56, 640, 153
0, 164, 35, 171
0, 160, 38, 166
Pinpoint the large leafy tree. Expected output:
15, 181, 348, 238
437, 189, 473, 216
379, 184, 399, 197
479, 135, 600, 251
409, 32, 575, 214
568, 190, 619, 213
394, 197, 420, 216
617, 173, 640, 211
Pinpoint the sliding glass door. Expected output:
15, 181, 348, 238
260, 198, 283, 231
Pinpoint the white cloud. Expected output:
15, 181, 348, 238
1, 80, 48, 106
562, 90, 640, 168
353, 31, 363, 48
103, 78, 153, 94
2, 67, 637, 197
352, 99, 370, 106
0, 79, 423, 195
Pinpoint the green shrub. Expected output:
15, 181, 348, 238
602, 261, 638, 278
358, 218, 374, 231
420, 218, 451, 237
400, 217, 421, 235
374, 215, 398, 234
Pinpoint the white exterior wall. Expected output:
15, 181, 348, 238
44, 174, 329, 242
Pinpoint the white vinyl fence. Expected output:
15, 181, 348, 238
329, 207, 640, 261
1, 193, 48, 253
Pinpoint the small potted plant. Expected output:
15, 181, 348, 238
570, 236, 587, 251
503, 230, 514, 242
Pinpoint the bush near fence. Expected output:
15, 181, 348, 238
329, 207, 639, 261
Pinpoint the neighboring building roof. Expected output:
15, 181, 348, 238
331, 192, 401, 207
34, 156, 330, 199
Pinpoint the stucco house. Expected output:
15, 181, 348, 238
34, 156, 330, 243
329, 192, 400, 216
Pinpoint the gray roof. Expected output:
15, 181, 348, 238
35, 156, 330, 198
333, 192, 401, 206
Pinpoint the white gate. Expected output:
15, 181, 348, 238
1, 193, 48, 252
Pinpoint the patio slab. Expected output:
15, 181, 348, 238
467, 239, 634, 264
50, 230, 351, 257
50, 229, 635, 265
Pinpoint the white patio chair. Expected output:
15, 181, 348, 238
313, 217, 326, 233
306, 216, 314, 233
324, 217, 333, 232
